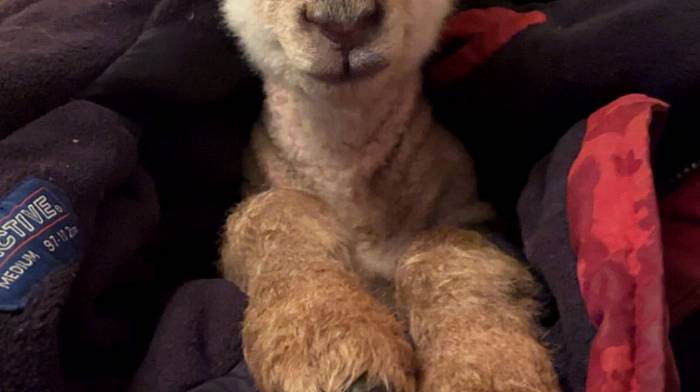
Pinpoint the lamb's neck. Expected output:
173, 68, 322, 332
263, 76, 424, 173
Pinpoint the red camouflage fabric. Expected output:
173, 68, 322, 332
567, 94, 680, 392
428, 7, 546, 84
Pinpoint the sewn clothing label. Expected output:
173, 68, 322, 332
0, 178, 81, 311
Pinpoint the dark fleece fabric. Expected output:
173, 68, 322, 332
0, 101, 148, 391
0, 0, 158, 138
1, 0, 700, 391
517, 121, 595, 392
129, 280, 248, 392
0, 0, 257, 391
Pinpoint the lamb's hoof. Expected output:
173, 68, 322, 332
347, 373, 391, 392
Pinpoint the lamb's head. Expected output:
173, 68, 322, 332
222, 0, 454, 92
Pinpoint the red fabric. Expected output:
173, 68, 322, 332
660, 169, 700, 326
429, 8, 546, 83
567, 94, 679, 392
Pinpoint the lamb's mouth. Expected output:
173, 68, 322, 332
308, 50, 389, 84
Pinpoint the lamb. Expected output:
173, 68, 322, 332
219, 0, 559, 390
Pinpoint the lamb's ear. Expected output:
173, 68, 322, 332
218, 0, 265, 68
219, 0, 243, 35
219, 0, 261, 39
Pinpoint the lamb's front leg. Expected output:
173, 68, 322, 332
220, 189, 416, 392
395, 228, 559, 392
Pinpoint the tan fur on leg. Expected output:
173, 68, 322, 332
221, 189, 416, 392
395, 228, 560, 392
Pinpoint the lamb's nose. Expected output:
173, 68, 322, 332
303, 1, 384, 50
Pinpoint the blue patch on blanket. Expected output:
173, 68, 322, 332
0, 178, 81, 311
